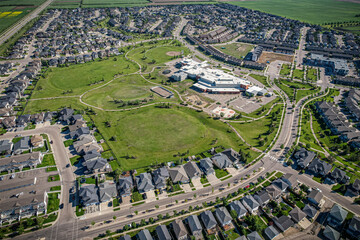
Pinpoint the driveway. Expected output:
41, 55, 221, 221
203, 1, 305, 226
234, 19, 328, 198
145, 190, 156, 203
192, 178, 203, 189
207, 174, 221, 185
181, 183, 192, 193
226, 168, 238, 175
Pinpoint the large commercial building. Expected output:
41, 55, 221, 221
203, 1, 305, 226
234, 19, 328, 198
177, 58, 251, 94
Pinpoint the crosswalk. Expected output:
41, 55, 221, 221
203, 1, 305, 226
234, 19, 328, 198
265, 153, 281, 162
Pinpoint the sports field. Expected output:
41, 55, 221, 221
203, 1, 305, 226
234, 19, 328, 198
81, 74, 177, 110
214, 43, 253, 59
32, 56, 139, 99
93, 106, 255, 170
228, 0, 360, 24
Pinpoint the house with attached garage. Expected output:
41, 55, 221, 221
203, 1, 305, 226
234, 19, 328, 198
0, 139, 13, 155
293, 148, 316, 169
346, 178, 360, 196
13, 136, 31, 155
137, 229, 153, 240
221, 148, 241, 164
265, 184, 282, 200
327, 168, 350, 184
185, 215, 203, 239
168, 165, 189, 184
155, 225, 172, 240
79, 185, 100, 206
117, 176, 133, 198
199, 158, 215, 175
281, 173, 298, 188
272, 179, 289, 192
323, 225, 340, 240
152, 167, 169, 189
136, 173, 154, 193
289, 207, 306, 223
83, 157, 110, 174
241, 195, 260, 214
327, 204, 348, 228
98, 182, 117, 203
346, 216, 360, 239
200, 210, 218, 235
302, 204, 317, 219
264, 225, 280, 240
184, 161, 202, 180
254, 190, 271, 207
211, 153, 232, 169
307, 189, 323, 207
307, 158, 332, 177
228, 200, 247, 219
171, 219, 188, 240
214, 207, 233, 230
273, 215, 294, 232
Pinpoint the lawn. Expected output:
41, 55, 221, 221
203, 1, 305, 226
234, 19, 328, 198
91, 106, 254, 170
223, 229, 240, 240
85, 177, 96, 184
48, 174, 60, 182
81, 74, 177, 110
232, 104, 283, 151
131, 191, 143, 202
31, 55, 139, 99
306, 68, 317, 82
200, 175, 209, 184
215, 168, 229, 179
214, 43, 253, 59
70, 155, 81, 165
292, 69, 304, 80
228, 0, 360, 24
242, 97, 281, 118
63, 139, 74, 147
46, 167, 58, 172
24, 97, 85, 114
299, 110, 323, 152
47, 192, 60, 213
50, 185, 61, 191
37, 154, 55, 168
249, 74, 270, 88
280, 64, 291, 76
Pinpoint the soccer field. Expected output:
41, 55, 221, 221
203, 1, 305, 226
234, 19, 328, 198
228, 0, 360, 24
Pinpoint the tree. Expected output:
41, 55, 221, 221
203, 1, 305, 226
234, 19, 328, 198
91, 221, 95, 226
134, 210, 138, 215
140, 219, 146, 226
155, 205, 159, 209
106, 230, 111, 236
113, 216, 117, 221
36, 217, 44, 229
193, 193, 197, 198
149, 217, 154, 223
230, 209, 238, 219
189, 206, 193, 212
157, 214, 163, 220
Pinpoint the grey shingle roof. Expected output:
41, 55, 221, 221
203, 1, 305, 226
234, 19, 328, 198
200, 210, 217, 230
264, 226, 279, 240
79, 185, 99, 205
199, 158, 214, 175
136, 173, 154, 193
184, 161, 201, 179
118, 176, 133, 196
302, 204, 317, 219
328, 204, 348, 224
289, 207, 306, 223
155, 225, 171, 240
186, 215, 203, 233
171, 219, 188, 239
229, 200, 247, 218
137, 229, 153, 240
211, 153, 232, 169
323, 226, 340, 240
247, 231, 262, 240
214, 207, 232, 226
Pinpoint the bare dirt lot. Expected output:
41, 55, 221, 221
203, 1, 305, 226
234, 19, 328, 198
166, 51, 181, 56
186, 95, 208, 108
258, 51, 293, 64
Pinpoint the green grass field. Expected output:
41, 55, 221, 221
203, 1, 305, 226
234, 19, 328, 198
306, 68, 317, 82
228, 0, 360, 24
249, 74, 270, 88
280, 64, 291, 76
214, 43, 253, 59
232, 104, 283, 151
92, 106, 255, 170
81, 74, 177, 110
32, 56, 139, 99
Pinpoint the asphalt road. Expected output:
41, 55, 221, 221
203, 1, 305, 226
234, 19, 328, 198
0, 0, 54, 46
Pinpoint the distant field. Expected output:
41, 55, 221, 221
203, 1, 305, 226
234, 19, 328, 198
228, 0, 360, 24
82, 0, 149, 7
50, 0, 81, 8
214, 43, 253, 59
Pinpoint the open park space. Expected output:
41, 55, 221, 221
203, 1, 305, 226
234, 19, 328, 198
91, 106, 256, 170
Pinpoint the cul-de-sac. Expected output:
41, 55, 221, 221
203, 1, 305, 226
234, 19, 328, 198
0, 0, 359, 240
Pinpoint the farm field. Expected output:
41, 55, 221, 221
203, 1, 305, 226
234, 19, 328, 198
81, 74, 178, 110
31, 56, 139, 99
228, 0, 360, 25
50, 0, 81, 8
213, 43, 253, 59
92, 106, 257, 170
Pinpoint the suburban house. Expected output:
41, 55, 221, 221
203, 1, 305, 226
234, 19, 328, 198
241, 195, 260, 214
228, 200, 247, 219
273, 215, 294, 232
272, 179, 289, 192
214, 207, 233, 230
58, 108, 74, 123
155, 225, 172, 240
152, 167, 169, 189
346, 216, 360, 239
307, 189, 323, 206
185, 215, 203, 239
184, 161, 202, 180
0, 139, 13, 155
281, 173, 298, 188
30, 135, 44, 148
13, 136, 31, 155
307, 158, 332, 176
79, 185, 99, 206
136, 173, 154, 193
200, 210, 218, 234
98, 182, 117, 203
302, 204, 317, 219
221, 148, 241, 164
247, 231, 262, 240
264, 225, 280, 240
323, 225, 340, 240
289, 207, 306, 223
199, 158, 215, 175
119, 235, 131, 240
168, 165, 189, 184
346, 179, 360, 196
137, 229, 153, 240
265, 184, 282, 200
83, 157, 110, 174
118, 176, 134, 197
211, 153, 232, 169
254, 190, 271, 207
0, 152, 43, 173
69, 127, 90, 139
171, 219, 188, 240
328, 168, 350, 184
327, 204, 348, 228
293, 148, 316, 168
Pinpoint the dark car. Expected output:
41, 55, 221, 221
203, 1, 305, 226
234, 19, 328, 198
66, 163, 70, 168
59, 203, 64, 209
